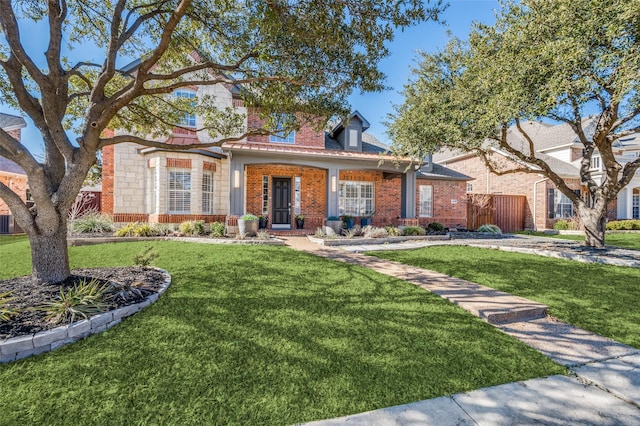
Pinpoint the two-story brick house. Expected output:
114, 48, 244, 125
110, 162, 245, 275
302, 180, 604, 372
102, 80, 470, 231
434, 119, 639, 230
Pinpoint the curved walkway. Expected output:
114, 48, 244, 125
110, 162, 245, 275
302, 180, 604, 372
282, 237, 640, 425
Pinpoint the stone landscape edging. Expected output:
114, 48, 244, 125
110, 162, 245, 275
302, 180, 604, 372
68, 236, 286, 246
307, 234, 451, 246
0, 267, 171, 364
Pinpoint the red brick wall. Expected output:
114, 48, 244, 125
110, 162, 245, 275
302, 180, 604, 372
0, 173, 27, 215
246, 164, 327, 228
416, 179, 467, 228
246, 108, 325, 147
101, 144, 115, 214
338, 170, 402, 226
444, 154, 583, 230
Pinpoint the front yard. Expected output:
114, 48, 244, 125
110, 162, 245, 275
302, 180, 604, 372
369, 246, 640, 349
515, 231, 640, 250
0, 238, 562, 425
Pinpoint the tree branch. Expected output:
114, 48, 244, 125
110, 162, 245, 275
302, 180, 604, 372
97, 130, 269, 150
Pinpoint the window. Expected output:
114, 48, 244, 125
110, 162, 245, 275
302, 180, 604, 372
554, 190, 573, 218
262, 176, 269, 214
590, 156, 601, 170
202, 171, 214, 214
149, 167, 158, 214
294, 176, 301, 215
466, 183, 473, 192
633, 194, 639, 219
168, 169, 191, 214
175, 90, 196, 128
269, 114, 295, 144
338, 181, 374, 216
419, 185, 433, 217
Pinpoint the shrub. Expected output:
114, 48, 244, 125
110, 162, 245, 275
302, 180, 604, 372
314, 227, 326, 237
70, 212, 114, 234
477, 224, 502, 234
606, 220, 640, 231
134, 223, 157, 237
210, 221, 226, 237
553, 220, 579, 230
344, 229, 357, 239
178, 220, 205, 236
0, 291, 18, 322
363, 226, 388, 238
152, 223, 174, 236
403, 226, 426, 236
385, 226, 402, 236
107, 281, 152, 303
114, 222, 139, 237
427, 222, 445, 232
36, 278, 110, 324
133, 246, 159, 266
257, 230, 270, 240
241, 214, 258, 220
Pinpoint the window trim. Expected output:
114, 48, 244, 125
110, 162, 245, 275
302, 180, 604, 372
167, 169, 192, 214
338, 181, 374, 216
269, 114, 295, 144
175, 89, 197, 128
202, 171, 214, 214
419, 185, 433, 218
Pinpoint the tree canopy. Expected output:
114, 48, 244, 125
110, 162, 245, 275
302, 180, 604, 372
0, 0, 443, 282
388, 0, 640, 247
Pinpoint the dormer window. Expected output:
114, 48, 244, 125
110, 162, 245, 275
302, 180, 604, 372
270, 114, 295, 144
175, 89, 196, 128
590, 155, 601, 170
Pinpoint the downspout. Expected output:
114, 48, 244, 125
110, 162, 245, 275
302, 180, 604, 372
532, 177, 549, 231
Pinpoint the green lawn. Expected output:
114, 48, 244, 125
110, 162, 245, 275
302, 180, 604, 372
515, 231, 640, 250
0, 238, 562, 425
369, 245, 640, 349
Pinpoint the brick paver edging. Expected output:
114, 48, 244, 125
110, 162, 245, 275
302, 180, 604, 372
0, 267, 171, 364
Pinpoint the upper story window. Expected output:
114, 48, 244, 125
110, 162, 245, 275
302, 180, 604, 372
590, 155, 601, 170
175, 90, 196, 128
269, 114, 295, 144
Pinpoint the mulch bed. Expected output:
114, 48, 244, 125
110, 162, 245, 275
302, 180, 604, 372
0, 267, 166, 340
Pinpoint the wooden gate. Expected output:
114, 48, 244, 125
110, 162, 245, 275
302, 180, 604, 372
467, 194, 526, 232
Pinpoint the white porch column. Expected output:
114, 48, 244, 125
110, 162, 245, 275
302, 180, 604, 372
626, 186, 633, 219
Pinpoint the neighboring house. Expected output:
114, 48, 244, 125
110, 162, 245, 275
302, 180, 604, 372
0, 112, 28, 233
102, 81, 470, 231
434, 119, 638, 230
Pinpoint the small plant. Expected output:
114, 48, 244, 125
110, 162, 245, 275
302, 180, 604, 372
0, 291, 18, 322
553, 220, 579, 231
133, 246, 159, 266
37, 278, 110, 324
210, 221, 226, 237
134, 223, 157, 237
363, 226, 388, 238
241, 214, 258, 220
344, 228, 357, 238
235, 231, 247, 240
403, 226, 426, 236
152, 223, 174, 236
70, 212, 114, 234
114, 222, 139, 237
295, 214, 305, 220
385, 225, 402, 236
427, 222, 445, 232
107, 281, 152, 303
314, 227, 327, 237
257, 230, 270, 240
477, 224, 502, 234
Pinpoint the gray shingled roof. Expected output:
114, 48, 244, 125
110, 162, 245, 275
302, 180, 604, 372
0, 156, 25, 175
0, 112, 26, 129
417, 163, 471, 181
324, 132, 391, 154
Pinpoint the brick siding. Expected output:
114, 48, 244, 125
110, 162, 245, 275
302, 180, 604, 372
246, 108, 325, 147
416, 178, 467, 228
0, 173, 27, 215
101, 144, 115, 214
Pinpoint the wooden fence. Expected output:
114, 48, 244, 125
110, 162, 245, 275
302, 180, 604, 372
467, 194, 526, 233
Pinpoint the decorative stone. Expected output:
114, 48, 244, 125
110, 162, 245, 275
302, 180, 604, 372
33, 327, 67, 347
1, 335, 34, 355
67, 319, 92, 340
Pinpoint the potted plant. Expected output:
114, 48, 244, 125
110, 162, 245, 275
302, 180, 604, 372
295, 214, 305, 229
360, 211, 374, 227
258, 215, 268, 229
325, 216, 343, 235
342, 215, 355, 230
238, 214, 258, 237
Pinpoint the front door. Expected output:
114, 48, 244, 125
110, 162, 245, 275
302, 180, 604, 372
273, 178, 292, 225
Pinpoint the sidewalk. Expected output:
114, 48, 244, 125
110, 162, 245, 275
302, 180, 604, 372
283, 236, 640, 425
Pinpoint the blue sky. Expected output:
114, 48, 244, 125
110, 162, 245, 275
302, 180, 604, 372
2, 0, 500, 154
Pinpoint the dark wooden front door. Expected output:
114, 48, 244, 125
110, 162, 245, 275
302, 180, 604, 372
273, 178, 291, 225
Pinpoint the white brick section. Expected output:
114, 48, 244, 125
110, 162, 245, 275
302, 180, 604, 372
0, 267, 171, 363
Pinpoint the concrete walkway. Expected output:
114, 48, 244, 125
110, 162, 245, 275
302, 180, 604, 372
282, 237, 640, 425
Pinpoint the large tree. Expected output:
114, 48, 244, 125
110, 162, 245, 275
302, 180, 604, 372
388, 0, 640, 247
0, 0, 443, 283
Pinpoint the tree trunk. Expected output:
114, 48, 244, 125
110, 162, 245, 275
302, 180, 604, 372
579, 209, 607, 248
28, 218, 70, 284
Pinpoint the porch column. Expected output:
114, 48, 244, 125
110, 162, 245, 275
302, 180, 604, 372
627, 186, 634, 219
401, 169, 416, 218
327, 168, 340, 217
230, 162, 245, 216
